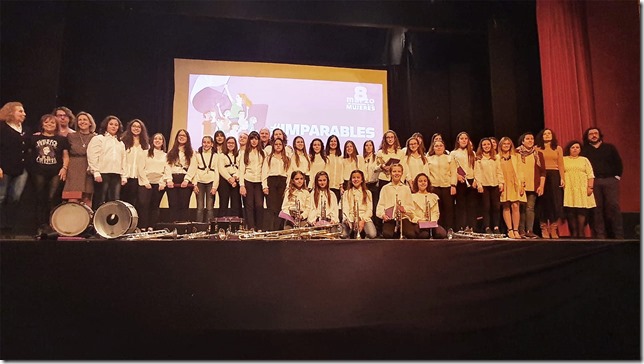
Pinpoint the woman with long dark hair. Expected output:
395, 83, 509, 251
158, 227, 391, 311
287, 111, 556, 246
239, 131, 265, 230
451, 131, 478, 232
218, 136, 242, 217
261, 138, 289, 231
87, 115, 125, 206
535, 128, 565, 238
136, 132, 168, 230
120, 118, 150, 207
164, 129, 195, 222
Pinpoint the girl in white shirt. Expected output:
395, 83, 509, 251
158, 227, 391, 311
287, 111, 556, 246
164, 129, 196, 222
239, 131, 265, 230
403, 136, 429, 191
307, 170, 339, 225
280, 170, 310, 228
375, 130, 405, 194
427, 139, 455, 231
376, 164, 416, 239
120, 119, 150, 207
87, 115, 126, 206
218, 136, 242, 218
136, 133, 167, 230
341, 140, 361, 191
193, 136, 219, 223
262, 138, 290, 231
289, 136, 311, 187
451, 131, 478, 232
341, 169, 376, 239
325, 134, 343, 202
474, 137, 504, 234
308, 138, 327, 190
213, 130, 226, 154
362, 140, 380, 222
411, 173, 447, 239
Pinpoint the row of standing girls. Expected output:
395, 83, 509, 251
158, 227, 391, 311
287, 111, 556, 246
0, 102, 601, 239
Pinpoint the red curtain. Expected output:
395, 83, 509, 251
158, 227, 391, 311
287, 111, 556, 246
536, 0, 595, 144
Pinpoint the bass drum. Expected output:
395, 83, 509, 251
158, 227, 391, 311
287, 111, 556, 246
93, 200, 139, 239
50, 202, 94, 237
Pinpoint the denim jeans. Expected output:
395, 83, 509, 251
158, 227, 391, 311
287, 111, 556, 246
0, 169, 28, 229
195, 181, 215, 223
0, 169, 28, 205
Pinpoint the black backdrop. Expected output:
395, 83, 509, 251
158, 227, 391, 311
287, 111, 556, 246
1, 0, 543, 146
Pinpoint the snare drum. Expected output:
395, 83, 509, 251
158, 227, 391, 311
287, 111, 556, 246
94, 200, 139, 239
50, 202, 94, 237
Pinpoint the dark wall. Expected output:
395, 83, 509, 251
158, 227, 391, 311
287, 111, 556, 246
1, 0, 543, 147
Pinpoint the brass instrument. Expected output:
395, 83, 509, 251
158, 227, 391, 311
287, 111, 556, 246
320, 197, 328, 222
394, 193, 404, 240
353, 191, 361, 239
288, 196, 303, 227
238, 223, 343, 240
448, 229, 507, 240
376, 154, 386, 176
177, 229, 229, 240
123, 228, 178, 240
424, 195, 430, 221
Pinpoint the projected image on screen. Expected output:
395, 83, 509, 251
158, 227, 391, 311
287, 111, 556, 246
173, 59, 388, 152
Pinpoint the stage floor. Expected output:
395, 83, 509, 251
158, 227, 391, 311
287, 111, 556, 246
1, 238, 639, 360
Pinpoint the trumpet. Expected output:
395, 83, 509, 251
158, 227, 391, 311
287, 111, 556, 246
353, 191, 361, 240
123, 228, 178, 240
449, 229, 506, 240
177, 229, 229, 240
238, 223, 343, 240
289, 198, 303, 227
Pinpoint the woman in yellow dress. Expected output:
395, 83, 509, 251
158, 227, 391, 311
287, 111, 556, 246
563, 140, 595, 238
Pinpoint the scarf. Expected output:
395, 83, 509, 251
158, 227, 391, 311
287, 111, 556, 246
516, 145, 541, 168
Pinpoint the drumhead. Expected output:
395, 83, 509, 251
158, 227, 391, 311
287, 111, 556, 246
94, 200, 139, 239
50, 202, 93, 237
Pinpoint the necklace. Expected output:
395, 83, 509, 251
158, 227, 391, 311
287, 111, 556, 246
79, 132, 90, 148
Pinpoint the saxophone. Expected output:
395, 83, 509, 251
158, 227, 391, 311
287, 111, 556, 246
353, 191, 361, 240
320, 197, 327, 223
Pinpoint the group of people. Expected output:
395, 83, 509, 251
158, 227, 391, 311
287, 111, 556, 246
0, 101, 624, 239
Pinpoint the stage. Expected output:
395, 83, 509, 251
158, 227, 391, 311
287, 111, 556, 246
0, 238, 639, 360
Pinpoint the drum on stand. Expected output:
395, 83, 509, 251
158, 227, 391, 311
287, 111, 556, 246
50, 202, 94, 237
93, 200, 139, 239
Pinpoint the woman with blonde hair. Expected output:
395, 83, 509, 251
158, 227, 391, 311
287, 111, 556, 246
498, 136, 526, 238
0, 102, 30, 234
63, 111, 97, 207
